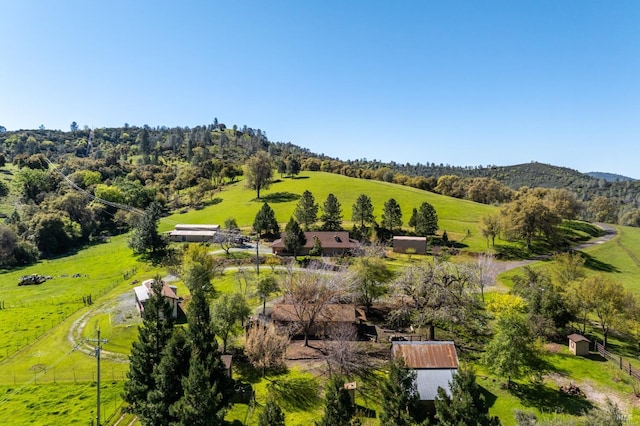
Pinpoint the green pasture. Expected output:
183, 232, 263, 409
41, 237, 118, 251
582, 225, 640, 294
162, 171, 500, 252
471, 343, 640, 425
0, 381, 124, 425
0, 234, 159, 362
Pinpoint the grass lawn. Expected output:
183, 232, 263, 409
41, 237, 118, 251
582, 225, 640, 294
472, 344, 640, 425
0, 381, 124, 425
162, 171, 501, 253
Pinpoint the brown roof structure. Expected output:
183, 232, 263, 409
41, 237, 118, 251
568, 333, 590, 343
143, 279, 179, 300
392, 341, 459, 369
270, 231, 358, 255
271, 303, 365, 323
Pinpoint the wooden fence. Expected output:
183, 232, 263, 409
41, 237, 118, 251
595, 342, 640, 382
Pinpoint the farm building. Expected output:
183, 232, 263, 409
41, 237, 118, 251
134, 279, 180, 319
568, 334, 590, 356
168, 224, 220, 243
391, 341, 459, 411
270, 231, 358, 256
393, 236, 427, 254
270, 303, 366, 338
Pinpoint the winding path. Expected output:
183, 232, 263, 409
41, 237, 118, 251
493, 222, 617, 275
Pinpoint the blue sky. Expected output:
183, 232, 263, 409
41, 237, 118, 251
1, 1, 639, 177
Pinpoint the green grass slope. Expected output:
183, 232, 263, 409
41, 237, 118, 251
162, 171, 500, 252
582, 225, 640, 294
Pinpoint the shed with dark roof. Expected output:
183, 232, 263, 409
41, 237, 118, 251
568, 334, 590, 356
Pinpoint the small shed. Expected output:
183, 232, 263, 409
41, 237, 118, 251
393, 236, 427, 255
568, 334, 590, 356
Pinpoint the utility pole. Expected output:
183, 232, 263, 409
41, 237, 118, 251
255, 233, 260, 275
87, 329, 108, 426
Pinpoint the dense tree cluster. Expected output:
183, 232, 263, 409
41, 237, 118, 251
124, 253, 237, 425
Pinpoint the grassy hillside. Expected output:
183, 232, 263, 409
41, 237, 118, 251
582, 225, 640, 294
162, 171, 500, 252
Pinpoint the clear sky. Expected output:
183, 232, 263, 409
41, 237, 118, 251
1, 1, 639, 177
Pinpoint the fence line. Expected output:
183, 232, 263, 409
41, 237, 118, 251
0, 274, 132, 363
595, 342, 640, 382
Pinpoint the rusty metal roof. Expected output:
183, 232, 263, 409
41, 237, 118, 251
392, 341, 459, 369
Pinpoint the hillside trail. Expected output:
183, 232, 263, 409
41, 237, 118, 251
493, 222, 617, 276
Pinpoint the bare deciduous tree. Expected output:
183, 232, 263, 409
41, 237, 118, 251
324, 323, 375, 379
245, 323, 289, 376
278, 264, 342, 347
470, 253, 498, 302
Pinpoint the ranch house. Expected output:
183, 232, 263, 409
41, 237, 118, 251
270, 231, 359, 256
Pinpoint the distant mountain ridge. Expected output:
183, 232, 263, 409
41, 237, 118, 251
586, 172, 635, 182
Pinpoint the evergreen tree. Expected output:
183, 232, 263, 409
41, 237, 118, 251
144, 329, 191, 426
286, 156, 301, 177
128, 202, 169, 264
408, 208, 418, 230
379, 359, 420, 426
253, 202, 280, 237
320, 193, 343, 231
284, 217, 306, 257
123, 279, 175, 418
317, 375, 355, 426
294, 190, 319, 230
352, 194, 375, 228
138, 127, 151, 163
414, 201, 438, 236
309, 235, 323, 256
434, 365, 501, 426
381, 198, 402, 232
258, 398, 286, 426
173, 287, 234, 425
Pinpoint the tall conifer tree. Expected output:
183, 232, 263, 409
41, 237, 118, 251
123, 279, 175, 418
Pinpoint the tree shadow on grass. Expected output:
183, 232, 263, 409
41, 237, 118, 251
267, 376, 320, 411
562, 221, 604, 238
233, 356, 290, 385
355, 404, 376, 418
480, 384, 498, 409
203, 197, 222, 206
582, 252, 618, 273
257, 192, 301, 203
509, 381, 594, 416
494, 244, 531, 260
